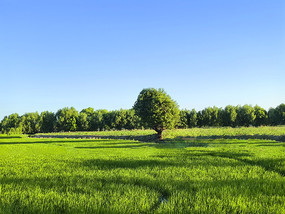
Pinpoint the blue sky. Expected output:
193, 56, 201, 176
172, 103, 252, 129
0, 0, 284, 119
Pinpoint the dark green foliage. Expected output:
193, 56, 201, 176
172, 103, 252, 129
113, 109, 128, 130
253, 105, 267, 126
236, 105, 256, 127
56, 107, 79, 131
103, 111, 116, 131
40, 111, 56, 133
268, 108, 278, 125
0, 95, 284, 134
178, 109, 189, 129
89, 109, 108, 131
21, 112, 40, 134
124, 109, 141, 130
112, 109, 141, 130
222, 105, 237, 127
188, 109, 198, 128
1, 113, 22, 134
80, 107, 95, 131
77, 112, 89, 131
133, 88, 180, 139
275, 104, 285, 125
197, 111, 203, 127
199, 106, 221, 127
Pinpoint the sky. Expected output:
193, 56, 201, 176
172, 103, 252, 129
0, 0, 284, 120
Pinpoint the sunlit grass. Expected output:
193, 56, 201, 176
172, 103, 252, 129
0, 127, 285, 213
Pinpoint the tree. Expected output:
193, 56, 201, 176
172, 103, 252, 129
77, 112, 89, 131
21, 112, 40, 134
40, 111, 56, 133
125, 109, 141, 130
89, 109, 108, 131
197, 111, 204, 127
133, 88, 180, 140
56, 107, 79, 131
1, 113, 22, 134
178, 109, 189, 129
268, 107, 278, 125
222, 105, 237, 127
253, 105, 267, 126
188, 109, 198, 128
236, 105, 256, 127
200, 106, 220, 127
275, 104, 285, 125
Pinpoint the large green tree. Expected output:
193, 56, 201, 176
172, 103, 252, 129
133, 88, 180, 140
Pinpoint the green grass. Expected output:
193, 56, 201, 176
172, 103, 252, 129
35, 126, 285, 141
1, 127, 285, 213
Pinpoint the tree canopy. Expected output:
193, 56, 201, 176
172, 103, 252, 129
133, 88, 180, 140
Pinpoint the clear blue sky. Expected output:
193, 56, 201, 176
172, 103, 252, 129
0, 0, 284, 120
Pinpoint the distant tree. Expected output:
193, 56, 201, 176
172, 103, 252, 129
222, 105, 237, 127
80, 107, 95, 117
40, 111, 56, 133
56, 107, 79, 131
275, 104, 285, 125
133, 88, 180, 140
253, 105, 267, 126
200, 106, 220, 127
21, 112, 40, 134
77, 112, 89, 131
236, 105, 256, 127
268, 108, 278, 125
111, 109, 127, 130
1, 113, 22, 134
89, 109, 108, 131
103, 111, 116, 130
211, 106, 221, 126
125, 109, 141, 129
178, 109, 189, 129
188, 109, 198, 128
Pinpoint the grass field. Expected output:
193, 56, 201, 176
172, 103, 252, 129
1, 127, 285, 213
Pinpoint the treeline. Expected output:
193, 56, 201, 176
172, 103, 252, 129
178, 104, 285, 128
1, 104, 284, 135
0, 108, 142, 135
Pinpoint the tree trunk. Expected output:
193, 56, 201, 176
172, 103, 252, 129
156, 129, 163, 141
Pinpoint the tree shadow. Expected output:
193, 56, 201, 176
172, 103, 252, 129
2, 165, 285, 213
0, 139, 109, 145
34, 134, 159, 142
0, 136, 22, 139
199, 150, 285, 177
74, 144, 152, 149
78, 158, 181, 169
1, 148, 285, 213
170, 134, 285, 142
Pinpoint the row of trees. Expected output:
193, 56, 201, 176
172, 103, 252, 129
178, 104, 285, 128
0, 108, 142, 135
1, 103, 284, 135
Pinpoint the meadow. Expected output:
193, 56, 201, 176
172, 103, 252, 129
0, 126, 285, 213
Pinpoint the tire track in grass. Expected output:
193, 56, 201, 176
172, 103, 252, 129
148, 190, 170, 213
